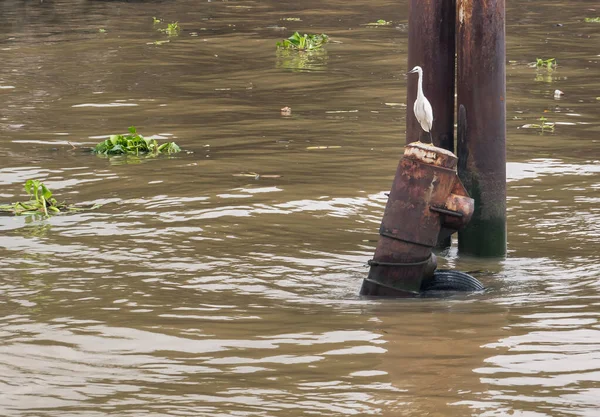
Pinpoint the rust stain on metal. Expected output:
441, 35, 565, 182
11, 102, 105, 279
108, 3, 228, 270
458, 0, 472, 27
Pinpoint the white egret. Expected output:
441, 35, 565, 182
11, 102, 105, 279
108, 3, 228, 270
408, 65, 433, 143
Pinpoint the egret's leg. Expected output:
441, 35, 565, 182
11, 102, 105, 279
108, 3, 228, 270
428, 130, 433, 144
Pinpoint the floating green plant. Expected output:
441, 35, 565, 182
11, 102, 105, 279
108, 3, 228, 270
276, 32, 329, 51
281, 17, 302, 21
98, 28, 106, 33
0, 180, 100, 217
584, 17, 600, 23
365, 19, 392, 26
93, 126, 181, 156
158, 22, 181, 36
153, 16, 162, 24
521, 116, 555, 134
534, 58, 556, 70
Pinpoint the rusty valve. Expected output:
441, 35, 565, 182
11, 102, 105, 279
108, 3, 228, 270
360, 142, 474, 297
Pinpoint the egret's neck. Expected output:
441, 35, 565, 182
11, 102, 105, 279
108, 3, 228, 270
417, 71, 424, 98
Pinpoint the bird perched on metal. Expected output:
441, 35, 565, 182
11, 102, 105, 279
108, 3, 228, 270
408, 65, 433, 143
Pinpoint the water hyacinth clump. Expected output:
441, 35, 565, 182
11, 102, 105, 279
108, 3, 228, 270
93, 126, 181, 156
276, 32, 329, 51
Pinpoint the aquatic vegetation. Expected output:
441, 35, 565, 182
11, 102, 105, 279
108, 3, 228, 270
98, 28, 107, 33
276, 32, 329, 51
0, 180, 99, 217
275, 32, 329, 70
281, 17, 302, 21
584, 17, 600, 23
365, 19, 392, 26
158, 22, 181, 36
521, 116, 555, 134
534, 58, 556, 70
93, 126, 181, 156
153, 16, 162, 24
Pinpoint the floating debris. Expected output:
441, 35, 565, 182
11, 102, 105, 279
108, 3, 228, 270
232, 172, 282, 179
147, 40, 170, 46
306, 146, 342, 150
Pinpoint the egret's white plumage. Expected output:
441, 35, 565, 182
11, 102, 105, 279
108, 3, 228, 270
408, 65, 433, 143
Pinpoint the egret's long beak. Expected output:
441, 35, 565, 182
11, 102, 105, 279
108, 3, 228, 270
407, 69, 417, 74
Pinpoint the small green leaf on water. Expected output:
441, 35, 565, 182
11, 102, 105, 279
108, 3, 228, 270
153, 17, 162, 24
99, 28, 106, 33
584, 17, 600, 23
281, 17, 301, 21
365, 19, 392, 26
520, 115, 555, 134
157, 142, 181, 154
158, 22, 181, 36
41, 184, 52, 200
534, 57, 556, 71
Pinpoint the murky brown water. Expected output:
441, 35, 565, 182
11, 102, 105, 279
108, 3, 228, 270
1, 0, 599, 415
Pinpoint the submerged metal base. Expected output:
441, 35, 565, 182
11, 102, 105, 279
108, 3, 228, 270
361, 269, 484, 298
360, 277, 419, 298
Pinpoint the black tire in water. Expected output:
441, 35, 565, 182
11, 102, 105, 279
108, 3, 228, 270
420, 269, 485, 292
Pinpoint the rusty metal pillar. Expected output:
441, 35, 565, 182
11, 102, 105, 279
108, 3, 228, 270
456, 0, 507, 256
406, 0, 456, 151
360, 143, 474, 297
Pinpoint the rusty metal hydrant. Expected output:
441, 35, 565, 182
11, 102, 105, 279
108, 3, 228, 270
360, 142, 474, 297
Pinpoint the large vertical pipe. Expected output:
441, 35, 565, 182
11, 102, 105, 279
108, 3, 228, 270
456, 0, 507, 256
406, 0, 456, 151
